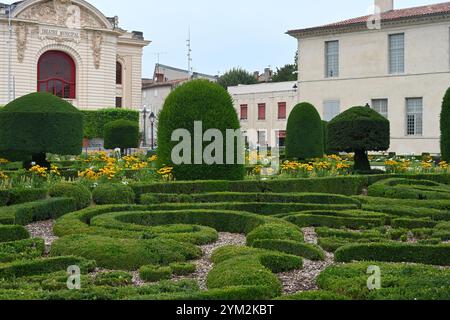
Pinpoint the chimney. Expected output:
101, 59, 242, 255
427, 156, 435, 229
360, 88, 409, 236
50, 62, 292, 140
375, 0, 394, 13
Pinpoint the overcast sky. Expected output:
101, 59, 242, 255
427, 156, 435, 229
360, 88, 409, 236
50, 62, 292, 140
6, 0, 442, 77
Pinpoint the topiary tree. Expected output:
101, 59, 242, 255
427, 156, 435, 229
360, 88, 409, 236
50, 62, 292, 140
328, 106, 390, 172
104, 119, 139, 154
285, 102, 324, 160
0, 92, 83, 168
441, 88, 450, 162
158, 79, 245, 181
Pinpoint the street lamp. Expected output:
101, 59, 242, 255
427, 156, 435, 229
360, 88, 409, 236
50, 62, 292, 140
141, 106, 148, 147
149, 112, 156, 150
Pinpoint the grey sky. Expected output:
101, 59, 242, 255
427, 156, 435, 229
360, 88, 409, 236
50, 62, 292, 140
5, 0, 442, 77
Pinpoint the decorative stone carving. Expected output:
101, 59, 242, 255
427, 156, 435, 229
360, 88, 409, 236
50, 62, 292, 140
15, 23, 28, 63
91, 31, 103, 69
18, 0, 105, 29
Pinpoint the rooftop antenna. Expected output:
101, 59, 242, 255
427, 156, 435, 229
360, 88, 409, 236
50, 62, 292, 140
151, 52, 168, 73
186, 27, 193, 77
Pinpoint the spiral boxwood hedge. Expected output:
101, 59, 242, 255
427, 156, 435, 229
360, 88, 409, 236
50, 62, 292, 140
0, 92, 83, 160
157, 80, 244, 181
104, 120, 139, 151
286, 102, 324, 160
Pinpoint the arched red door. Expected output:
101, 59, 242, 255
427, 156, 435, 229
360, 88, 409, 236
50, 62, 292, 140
37, 51, 76, 99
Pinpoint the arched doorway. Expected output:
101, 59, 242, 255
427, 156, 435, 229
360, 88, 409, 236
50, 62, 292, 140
37, 51, 76, 99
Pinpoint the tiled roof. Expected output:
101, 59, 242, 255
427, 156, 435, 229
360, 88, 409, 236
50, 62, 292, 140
288, 1, 450, 36
142, 78, 188, 89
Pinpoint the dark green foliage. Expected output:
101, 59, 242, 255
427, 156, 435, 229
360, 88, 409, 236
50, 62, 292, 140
246, 223, 304, 245
157, 80, 244, 181
139, 265, 172, 282
51, 234, 201, 270
286, 102, 324, 159
104, 119, 139, 150
0, 190, 10, 207
252, 240, 325, 261
285, 211, 385, 229
82, 108, 139, 139
322, 121, 329, 154
368, 178, 450, 200
0, 225, 29, 243
0, 239, 45, 263
317, 262, 450, 300
271, 64, 297, 82
217, 68, 257, 89
278, 291, 351, 300
49, 182, 92, 210
392, 218, 437, 229
328, 106, 390, 171
169, 262, 196, 276
0, 256, 96, 279
92, 184, 135, 205
335, 243, 450, 266
0, 198, 77, 225
441, 88, 450, 162
0, 93, 84, 162
6, 188, 47, 205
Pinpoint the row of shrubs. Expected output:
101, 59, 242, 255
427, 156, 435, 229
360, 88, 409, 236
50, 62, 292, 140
368, 178, 450, 200
0, 188, 47, 207
0, 239, 45, 263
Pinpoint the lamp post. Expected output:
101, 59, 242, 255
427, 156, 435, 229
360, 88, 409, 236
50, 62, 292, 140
141, 106, 148, 147
149, 112, 156, 150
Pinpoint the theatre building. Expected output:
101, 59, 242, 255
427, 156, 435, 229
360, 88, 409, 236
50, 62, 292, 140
0, 0, 149, 109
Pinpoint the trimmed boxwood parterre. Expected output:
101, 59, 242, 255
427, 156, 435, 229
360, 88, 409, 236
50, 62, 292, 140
48, 182, 92, 210
92, 183, 135, 205
368, 178, 450, 200
0, 239, 45, 263
0, 225, 29, 243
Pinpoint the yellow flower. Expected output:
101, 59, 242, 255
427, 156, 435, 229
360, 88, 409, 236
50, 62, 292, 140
0, 158, 9, 165
336, 163, 351, 170
0, 171, 8, 180
29, 165, 48, 177
149, 155, 158, 162
439, 161, 448, 169
421, 161, 433, 169
50, 165, 61, 176
326, 154, 342, 162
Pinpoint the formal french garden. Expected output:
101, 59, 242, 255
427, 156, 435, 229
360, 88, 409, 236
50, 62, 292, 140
0, 82, 449, 300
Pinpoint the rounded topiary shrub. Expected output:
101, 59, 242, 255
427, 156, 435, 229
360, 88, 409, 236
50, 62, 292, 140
0, 92, 83, 168
157, 80, 244, 181
104, 119, 139, 151
328, 106, 390, 171
49, 182, 92, 210
441, 88, 450, 162
92, 183, 135, 205
286, 102, 324, 160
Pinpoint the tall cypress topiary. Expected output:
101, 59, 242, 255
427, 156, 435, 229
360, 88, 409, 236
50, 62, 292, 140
0, 92, 83, 168
441, 88, 450, 162
285, 102, 324, 160
157, 80, 244, 181
328, 106, 390, 172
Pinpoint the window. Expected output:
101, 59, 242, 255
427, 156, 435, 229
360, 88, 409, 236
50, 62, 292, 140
406, 98, 423, 136
115, 97, 122, 108
37, 51, 76, 99
258, 103, 266, 120
325, 40, 339, 77
371, 99, 388, 118
323, 100, 340, 121
276, 130, 286, 148
240, 104, 248, 120
389, 33, 405, 74
257, 130, 267, 146
278, 102, 287, 120
116, 62, 123, 85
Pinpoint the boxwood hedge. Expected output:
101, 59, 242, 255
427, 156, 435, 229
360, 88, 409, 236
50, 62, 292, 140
0, 225, 29, 243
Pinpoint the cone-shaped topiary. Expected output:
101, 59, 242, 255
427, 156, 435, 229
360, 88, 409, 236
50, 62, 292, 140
286, 102, 324, 160
328, 106, 390, 172
441, 88, 450, 162
104, 119, 139, 152
0, 92, 83, 167
157, 80, 244, 180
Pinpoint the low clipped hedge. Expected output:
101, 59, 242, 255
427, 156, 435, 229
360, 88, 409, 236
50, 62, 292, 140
146, 192, 361, 207
392, 218, 438, 229
246, 223, 304, 245
335, 243, 450, 266
92, 184, 135, 205
0, 225, 29, 243
169, 262, 196, 276
361, 203, 450, 221
0, 198, 77, 225
251, 240, 325, 261
285, 211, 386, 229
49, 182, 92, 210
51, 234, 201, 270
139, 265, 172, 282
7, 188, 48, 205
0, 238, 45, 263
368, 178, 450, 200
277, 291, 351, 301
0, 190, 10, 206
0, 256, 96, 279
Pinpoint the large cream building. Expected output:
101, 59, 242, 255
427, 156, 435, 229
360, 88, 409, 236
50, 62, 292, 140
288, 0, 450, 155
0, 0, 149, 110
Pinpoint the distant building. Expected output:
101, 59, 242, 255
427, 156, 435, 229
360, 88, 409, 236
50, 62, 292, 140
288, 0, 450, 155
228, 81, 298, 149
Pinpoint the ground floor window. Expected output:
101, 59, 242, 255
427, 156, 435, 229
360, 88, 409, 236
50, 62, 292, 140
277, 130, 286, 147
257, 130, 267, 146
406, 98, 423, 136
37, 51, 76, 99
116, 97, 123, 108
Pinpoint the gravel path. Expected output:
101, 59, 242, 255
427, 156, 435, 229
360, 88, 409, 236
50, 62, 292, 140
277, 227, 335, 294
25, 220, 58, 254
173, 232, 247, 290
